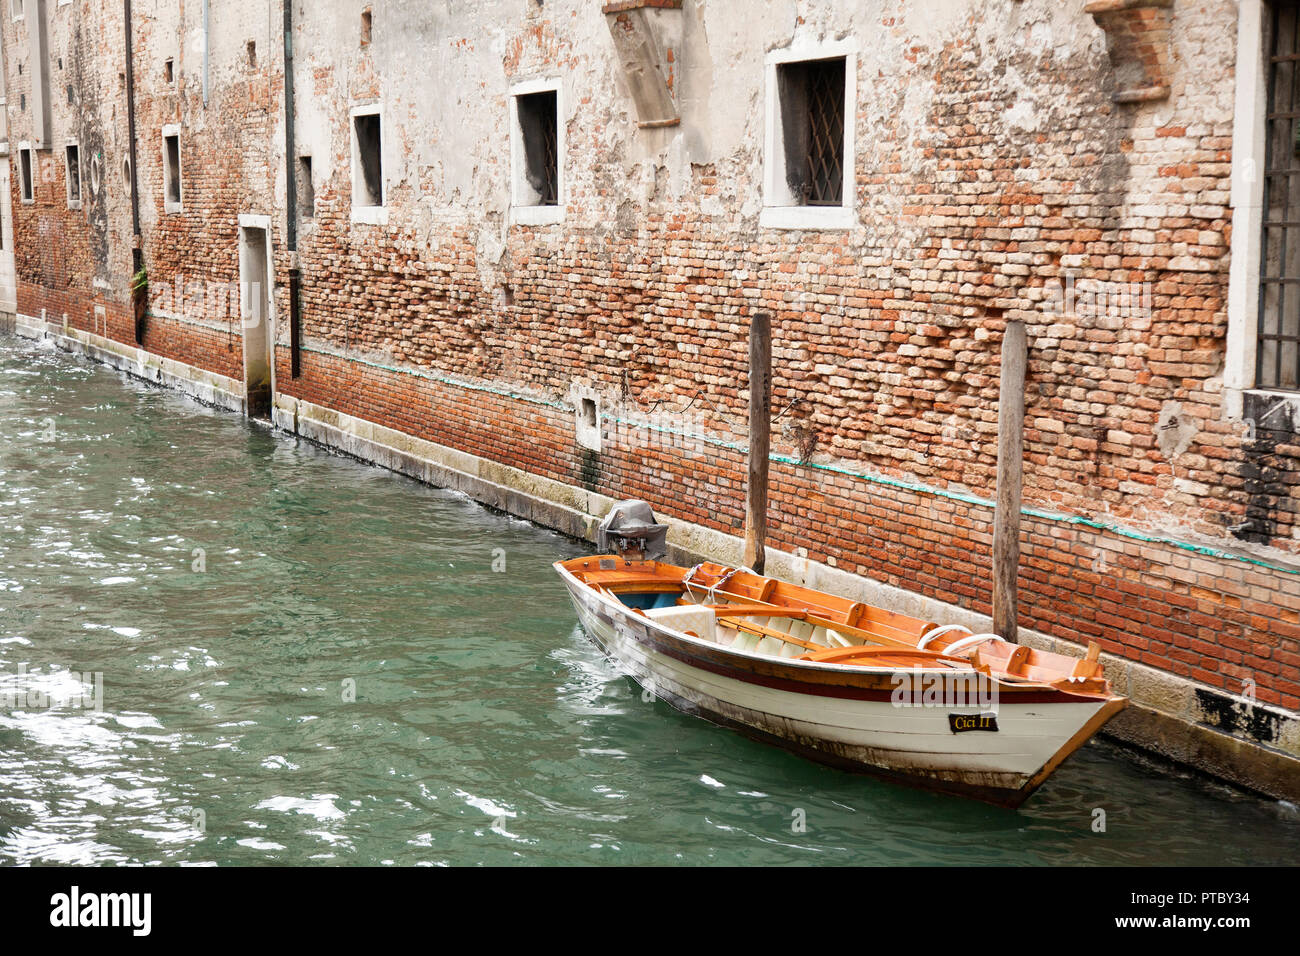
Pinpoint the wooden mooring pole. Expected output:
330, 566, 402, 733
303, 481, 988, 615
993, 319, 1027, 643
743, 311, 772, 574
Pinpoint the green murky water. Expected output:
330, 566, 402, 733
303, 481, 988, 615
0, 332, 1296, 866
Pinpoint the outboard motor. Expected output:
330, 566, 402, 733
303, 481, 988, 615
597, 500, 668, 563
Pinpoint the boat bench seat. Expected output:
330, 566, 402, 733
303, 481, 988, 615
643, 604, 717, 643
727, 616, 840, 658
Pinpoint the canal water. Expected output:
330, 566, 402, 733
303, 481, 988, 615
1, 332, 1296, 866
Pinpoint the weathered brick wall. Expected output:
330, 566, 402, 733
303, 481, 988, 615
5, 1, 1299, 723
4, 1, 136, 332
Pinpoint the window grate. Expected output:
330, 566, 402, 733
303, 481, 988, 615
804, 58, 845, 206
517, 90, 558, 207
1259, 0, 1300, 391
538, 95, 558, 205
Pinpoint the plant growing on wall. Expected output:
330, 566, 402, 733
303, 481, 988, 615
130, 265, 148, 298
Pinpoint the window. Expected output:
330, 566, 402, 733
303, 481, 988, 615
350, 105, 384, 222
246, 41, 256, 69
361, 9, 372, 46
779, 58, 845, 206
1259, 0, 1300, 391
19, 146, 33, 203
573, 388, 601, 451
65, 143, 80, 207
509, 80, 563, 225
762, 41, 856, 230
516, 91, 558, 205
164, 58, 174, 85
162, 127, 182, 212
298, 155, 314, 220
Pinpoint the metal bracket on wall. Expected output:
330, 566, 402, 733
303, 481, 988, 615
602, 0, 684, 128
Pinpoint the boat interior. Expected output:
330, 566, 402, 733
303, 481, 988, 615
560, 556, 1114, 695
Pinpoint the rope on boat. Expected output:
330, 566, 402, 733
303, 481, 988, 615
708, 565, 755, 605
943, 633, 1006, 655
682, 563, 707, 599
917, 624, 972, 650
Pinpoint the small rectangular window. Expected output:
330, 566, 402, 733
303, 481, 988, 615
19, 147, 33, 202
164, 58, 174, 85
298, 155, 314, 220
352, 111, 383, 208
163, 130, 182, 210
515, 90, 559, 207
777, 57, 846, 207
65, 143, 80, 206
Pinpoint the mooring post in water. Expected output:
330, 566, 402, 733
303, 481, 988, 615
743, 311, 772, 574
993, 318, 1027, 643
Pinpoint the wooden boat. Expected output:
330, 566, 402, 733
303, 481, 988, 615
554, 502, 1126, 808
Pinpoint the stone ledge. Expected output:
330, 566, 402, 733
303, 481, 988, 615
10, 312, 245, 415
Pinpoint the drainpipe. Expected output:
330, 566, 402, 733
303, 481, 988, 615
202, 0, 210, 108
123, 0, 144, 343
283, 0, 301, 378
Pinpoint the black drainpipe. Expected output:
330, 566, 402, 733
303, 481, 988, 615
283, 0, 301, 377
124, 0, 144, 344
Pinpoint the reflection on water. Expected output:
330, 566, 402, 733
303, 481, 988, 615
0, 333, 1296, 866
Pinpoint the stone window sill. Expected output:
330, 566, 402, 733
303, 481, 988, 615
351, 205, 388, 226
510, 205, 565, 226
760, 205, 855, 231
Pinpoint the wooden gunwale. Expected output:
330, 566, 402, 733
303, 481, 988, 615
565, 557, 1121, 701
567, 570, 1115, 705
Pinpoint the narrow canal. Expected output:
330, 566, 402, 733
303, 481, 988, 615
1, 332, 1296, 866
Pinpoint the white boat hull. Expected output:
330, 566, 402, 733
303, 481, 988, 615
558, 564, 1123, 806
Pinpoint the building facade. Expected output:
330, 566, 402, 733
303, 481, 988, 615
3, 0, 1299, 798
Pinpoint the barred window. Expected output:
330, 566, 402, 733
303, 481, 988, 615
777, 57, 846, 207
66, 143, 80, 206
516, 90, 559, 207
1259, 0, 1300, 390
